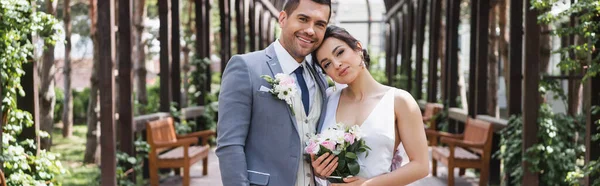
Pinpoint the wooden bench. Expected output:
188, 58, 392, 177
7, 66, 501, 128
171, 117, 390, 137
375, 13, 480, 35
428, 118, 493, 186
147, 117, 216, 186
423, 103, 444, 146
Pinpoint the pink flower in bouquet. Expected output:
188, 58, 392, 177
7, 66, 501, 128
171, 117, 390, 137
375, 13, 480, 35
305, 140, 320, 154
320, 140, 336, 151
344, 133, 355, 144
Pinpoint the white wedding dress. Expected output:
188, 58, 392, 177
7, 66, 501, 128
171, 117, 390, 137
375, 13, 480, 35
320, 88, 405, 179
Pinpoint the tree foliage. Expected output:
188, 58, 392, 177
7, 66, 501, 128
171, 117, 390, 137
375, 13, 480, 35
532, 0, 599, 79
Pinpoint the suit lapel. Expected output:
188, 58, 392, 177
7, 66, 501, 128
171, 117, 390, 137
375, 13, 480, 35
265, 44, 299, 136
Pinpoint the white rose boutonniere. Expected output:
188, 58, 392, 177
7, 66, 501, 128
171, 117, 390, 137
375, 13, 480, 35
261, 73, 298, 115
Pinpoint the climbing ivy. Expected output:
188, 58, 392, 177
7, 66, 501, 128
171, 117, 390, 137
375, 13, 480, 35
1, 0, 66, 185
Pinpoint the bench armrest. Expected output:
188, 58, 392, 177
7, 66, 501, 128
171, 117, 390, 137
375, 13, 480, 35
154, 137, 198, 148
440, 137, 485, 149
425, 130, 463, 139
177, 130, 216, 139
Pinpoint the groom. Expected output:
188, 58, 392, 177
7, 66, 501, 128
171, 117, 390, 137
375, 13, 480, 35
216, 0, 331, 185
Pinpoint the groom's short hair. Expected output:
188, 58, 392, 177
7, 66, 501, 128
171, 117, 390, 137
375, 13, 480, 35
283, 0, 332, 21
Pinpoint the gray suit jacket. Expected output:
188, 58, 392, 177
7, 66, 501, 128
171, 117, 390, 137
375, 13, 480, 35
217, 43, 328, 186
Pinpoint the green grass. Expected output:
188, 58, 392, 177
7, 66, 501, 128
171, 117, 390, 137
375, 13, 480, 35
51, 125, 100, 186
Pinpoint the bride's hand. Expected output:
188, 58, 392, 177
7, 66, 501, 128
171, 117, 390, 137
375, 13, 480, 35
310, 153, 338, 178
331, 176, 367, 186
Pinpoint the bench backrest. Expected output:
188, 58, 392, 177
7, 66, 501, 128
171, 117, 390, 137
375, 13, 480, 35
146, 117, 178, 154
424, 103, 443, 129
463, 118, 493, 156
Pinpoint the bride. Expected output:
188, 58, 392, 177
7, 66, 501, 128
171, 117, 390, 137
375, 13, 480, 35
310, 26, 429, 186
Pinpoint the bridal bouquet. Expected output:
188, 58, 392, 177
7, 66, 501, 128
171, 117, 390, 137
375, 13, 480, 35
304, 123, 371, 183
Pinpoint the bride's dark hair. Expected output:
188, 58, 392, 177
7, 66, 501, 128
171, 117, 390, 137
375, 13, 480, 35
311, 26, 370, 70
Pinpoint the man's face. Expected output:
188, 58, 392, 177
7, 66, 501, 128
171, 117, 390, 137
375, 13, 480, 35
278, 0, 330, 62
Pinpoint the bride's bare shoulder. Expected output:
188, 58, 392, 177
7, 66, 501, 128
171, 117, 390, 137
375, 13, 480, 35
387, 87, 419, 111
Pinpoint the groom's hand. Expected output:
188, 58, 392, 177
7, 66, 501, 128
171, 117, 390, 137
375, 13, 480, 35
310, 153, 339, 178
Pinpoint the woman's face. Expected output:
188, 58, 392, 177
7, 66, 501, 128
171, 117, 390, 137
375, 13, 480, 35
315, 38, 364, 84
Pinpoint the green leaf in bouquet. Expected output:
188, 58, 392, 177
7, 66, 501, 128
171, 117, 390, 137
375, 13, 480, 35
337, 159, 346, 171
317, 145, 332, 156
348, 161, 360, 175
345, 152, 357, 159
347, 140, 360, 152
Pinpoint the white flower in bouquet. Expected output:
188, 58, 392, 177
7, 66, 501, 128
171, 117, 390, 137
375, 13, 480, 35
349, 125, 363, 140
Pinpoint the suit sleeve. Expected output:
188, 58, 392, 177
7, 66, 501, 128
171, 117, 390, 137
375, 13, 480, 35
216, 55, 252, 186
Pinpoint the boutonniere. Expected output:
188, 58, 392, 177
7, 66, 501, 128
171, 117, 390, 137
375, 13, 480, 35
261, 73, 297, 115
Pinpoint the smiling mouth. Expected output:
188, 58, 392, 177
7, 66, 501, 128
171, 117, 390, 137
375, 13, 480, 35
339, 67, 349, 76
296, 35, 315, 45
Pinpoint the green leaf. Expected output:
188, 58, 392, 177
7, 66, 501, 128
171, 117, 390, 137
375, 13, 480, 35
345, 152, 357, 159
348, 161, 360, 175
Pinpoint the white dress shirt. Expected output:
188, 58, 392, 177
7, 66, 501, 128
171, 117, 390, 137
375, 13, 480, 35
274, 39, 316, 112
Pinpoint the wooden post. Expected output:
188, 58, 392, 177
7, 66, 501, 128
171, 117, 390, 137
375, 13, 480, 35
522, 0, 541, 184
258, 8, 265, 49
172, 0, 181, 110
403, 3, 414, 94
195, 0, 210, 106
97, 0, 117, 184
415, 0, 427, 100
203, 0, 211, 93
468, 0, 478, 117
506, 0, 523, 183
249, 0, 256, 51
236, 0, 246, 54
220, 0, 231, 74
390, 17, 398, 86
117, 0, 135, 182
427, 0, 441, 103
395, 14, 402, 88
159, 0, 172, 112
445, 0, 459, 108
385, 22, 393, 86
586, 69, 600, 186
585, 15, 600, 184
475, 0, 489, 115
445, 0, 460, 134
508, 0, 523, 116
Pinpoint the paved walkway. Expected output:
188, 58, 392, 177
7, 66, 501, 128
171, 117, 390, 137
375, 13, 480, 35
160, 148, 479, 186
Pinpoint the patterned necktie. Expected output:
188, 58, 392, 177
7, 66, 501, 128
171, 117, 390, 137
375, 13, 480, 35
293, 66, 310, 115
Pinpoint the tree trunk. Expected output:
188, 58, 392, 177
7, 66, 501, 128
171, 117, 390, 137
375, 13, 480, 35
499, 0, 509, 90
84, 0, 100, 164
62, 0, 73, 138
39, 0, 58, 150
133, 0, 147, 114
487, 1, 499, 117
